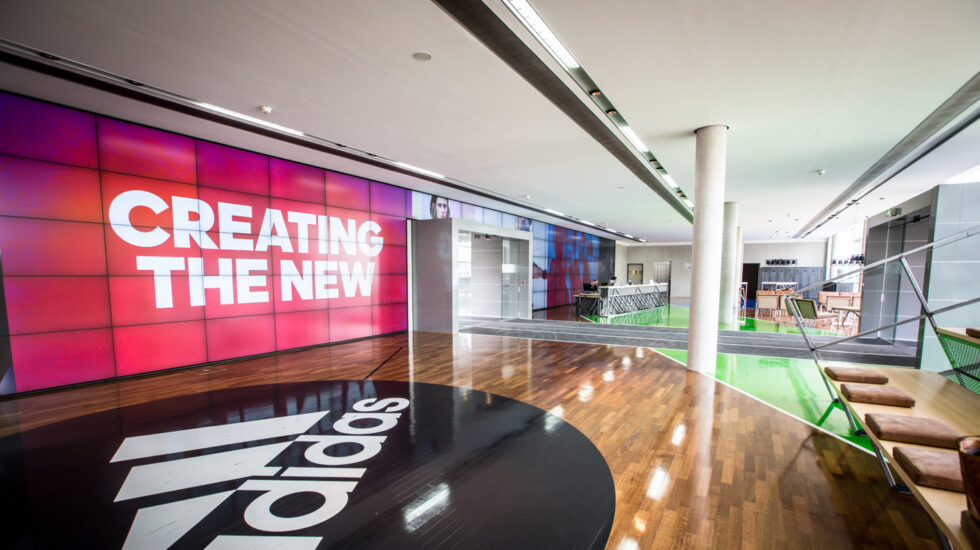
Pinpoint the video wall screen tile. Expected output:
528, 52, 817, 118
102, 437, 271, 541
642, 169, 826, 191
270, 157, 325, 204
0, 93, 98, 168
0, 157, 102, 222
373, 302, 408, 335
371, 214, 407, 246
370, 181, 408, 218
113, 321, 207, 376
4, 277, 111, 335
324, 171, 370, 211
10, 329, 116, 392
98, 117, 196, 183
329, 306, 373, 341
274, 309, 329, 351
197, 140, 269, 196
376, 245, 407, 275
205, 314, 277, 362
374, 275, 408, 304
108, 275, 205, 326
0, 217, 107, 276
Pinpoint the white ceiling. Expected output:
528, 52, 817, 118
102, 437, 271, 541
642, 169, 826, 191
1, 0, 978, 243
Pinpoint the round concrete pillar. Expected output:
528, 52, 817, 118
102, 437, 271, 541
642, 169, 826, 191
687, 124, 728, 372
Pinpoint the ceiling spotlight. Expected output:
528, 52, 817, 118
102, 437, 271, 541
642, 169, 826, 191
412, 52, 432, 61
523, 194, 531, 200
606, 109, 618, 116
260, 105, 273, 115
589, 89, 602, 97
816, 169, 826, 176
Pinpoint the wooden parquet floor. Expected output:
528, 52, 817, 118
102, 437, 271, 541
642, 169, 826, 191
0, 331, 941, 549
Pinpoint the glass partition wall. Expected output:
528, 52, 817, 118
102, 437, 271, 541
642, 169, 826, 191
458, 232, 529, 320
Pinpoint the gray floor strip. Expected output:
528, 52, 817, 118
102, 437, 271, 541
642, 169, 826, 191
459, 318, 917, 366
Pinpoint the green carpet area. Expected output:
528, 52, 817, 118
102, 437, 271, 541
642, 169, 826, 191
655, 348, 873, 452
582, 304, 838, 336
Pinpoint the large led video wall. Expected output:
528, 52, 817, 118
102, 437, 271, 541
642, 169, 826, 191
0, 91, 408, 395
532, 223, 603, 309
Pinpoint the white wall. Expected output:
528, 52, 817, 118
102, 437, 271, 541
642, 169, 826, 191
615, 243, 628, 283
624, 239, 828, 298
626, 245, 694, 298
742, 241, 827, 267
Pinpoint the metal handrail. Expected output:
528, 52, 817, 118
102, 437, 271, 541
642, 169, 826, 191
793, 223, 980, 296
786, 223, 980, 421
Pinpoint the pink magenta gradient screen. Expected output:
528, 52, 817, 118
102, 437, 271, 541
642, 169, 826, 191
0, 92, 408, 394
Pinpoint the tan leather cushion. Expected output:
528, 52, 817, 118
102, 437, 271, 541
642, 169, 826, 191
824, 366, 889, 384
966, 327, 980, 339
893, 446, 964, 492
864, 413, 962, 448
840, 383, 915, 407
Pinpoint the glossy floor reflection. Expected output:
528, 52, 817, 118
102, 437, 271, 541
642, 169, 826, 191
656, 349, 877, 451
0, 332, 941, 549
1, 380, 613, 549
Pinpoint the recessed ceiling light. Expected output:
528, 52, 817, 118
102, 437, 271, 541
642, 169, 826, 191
620, 126, 649, 153
393, 161, 444, 179
816, 169, 826, 176
606, 109, 618, 116
412, 52, 432, 61
503, 0, 580, 70
589, 89, 602, 97
545, 208, 564, 216
523, 194, 531, 200
260, 105, 272, 115
196, 102, 304, 136
663, 175, 679, 188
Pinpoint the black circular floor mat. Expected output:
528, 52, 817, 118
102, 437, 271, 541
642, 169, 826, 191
0, 380, 615, 549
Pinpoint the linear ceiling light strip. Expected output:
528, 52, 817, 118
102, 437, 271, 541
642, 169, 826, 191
0, 39, 635, 241
501, 0, 693, 211
796, 70, 980, 238
433, 0, 693, 223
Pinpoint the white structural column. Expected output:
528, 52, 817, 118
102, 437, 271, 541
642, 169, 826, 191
719, 202, 740, 325
687, 124, 728, 372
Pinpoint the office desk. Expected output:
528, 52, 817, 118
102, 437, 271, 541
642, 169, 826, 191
576, 283, 668, 316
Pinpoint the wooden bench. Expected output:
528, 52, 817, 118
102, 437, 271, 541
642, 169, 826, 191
822, 363, 980, 549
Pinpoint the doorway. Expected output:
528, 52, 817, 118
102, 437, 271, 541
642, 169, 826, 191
742, 263, 760, 305
627, 263, 644, 285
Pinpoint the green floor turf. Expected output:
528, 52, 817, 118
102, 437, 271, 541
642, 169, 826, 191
655, 348, 873, 452
582, 304, 839, 336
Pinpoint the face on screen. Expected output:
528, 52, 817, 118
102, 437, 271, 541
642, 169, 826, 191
431, 196, 449, 219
